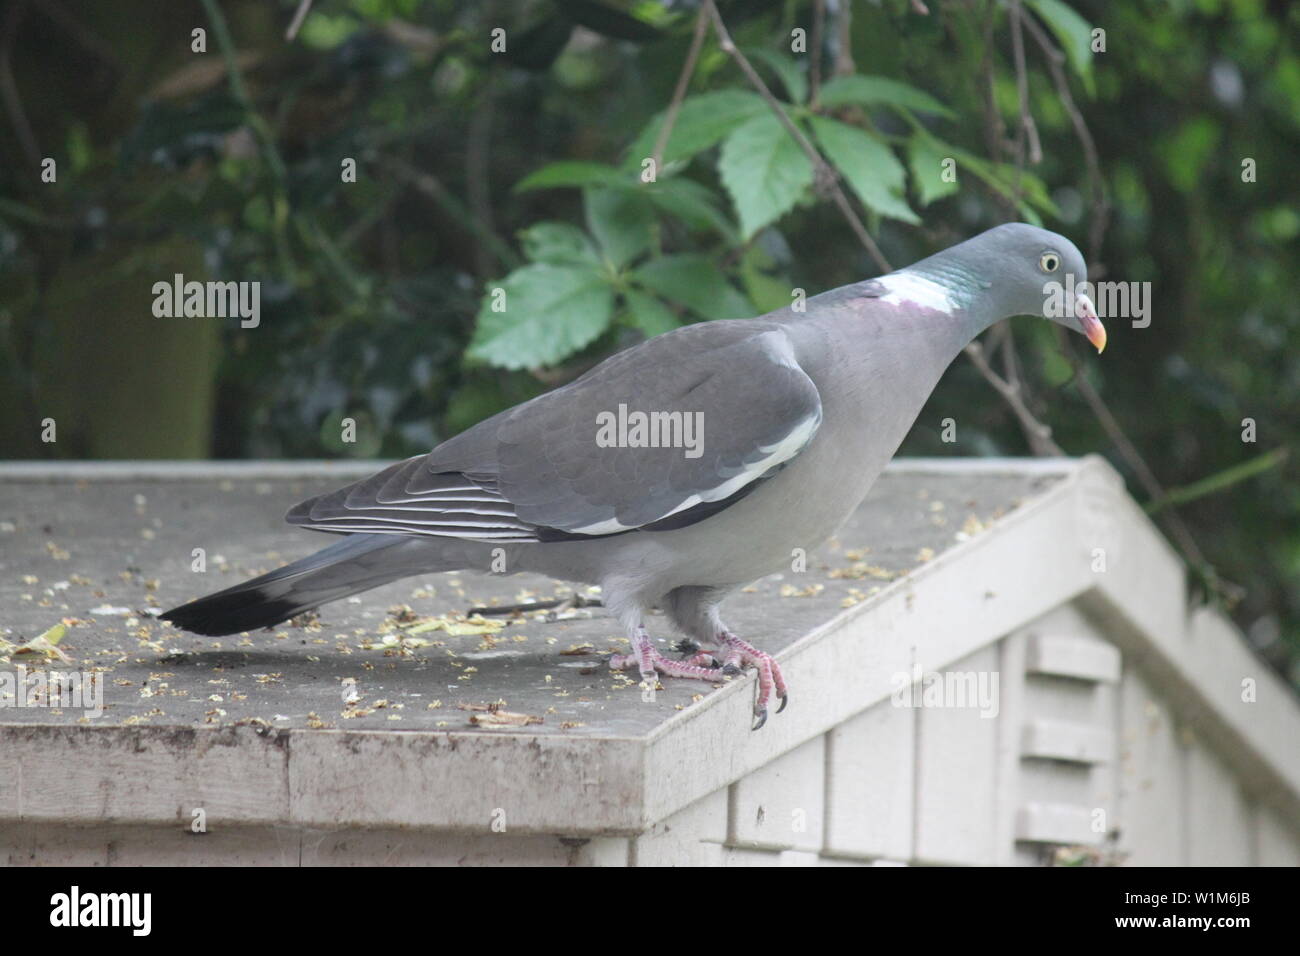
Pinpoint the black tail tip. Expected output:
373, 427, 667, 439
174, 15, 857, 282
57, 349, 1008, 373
159, 592, 304, 637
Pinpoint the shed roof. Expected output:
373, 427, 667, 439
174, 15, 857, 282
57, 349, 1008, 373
1, 458, 1296, 835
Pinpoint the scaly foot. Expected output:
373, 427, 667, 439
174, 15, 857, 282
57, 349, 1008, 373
611, 631, 788, 731
717, 631, 788, 730
609, 630, 724, 684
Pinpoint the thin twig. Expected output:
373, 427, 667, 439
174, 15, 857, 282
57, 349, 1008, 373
466, 85, 498, 276
1009, 1, 1042, 168
974, 0, 1017, 219
0, 1, 40, 170
285, 0, 314, 42
1020, 10, 1109, 262
199, 0, 295, 276
387, 157, 522, 269
649, 6, 709, 175
964, 342, 1065, 456
1146, 447, 1288, 515
703, 0, 890, 273
832, 0, 855, 77
1059, 334, 1214, 572
809, 0, 825, 108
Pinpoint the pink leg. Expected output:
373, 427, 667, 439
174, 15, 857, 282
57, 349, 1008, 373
609, 628, 726, 683
717, 630, 788, 730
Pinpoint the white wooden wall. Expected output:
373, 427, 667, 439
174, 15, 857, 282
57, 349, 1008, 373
601, 602, 1300, 866
11, 600, 1295, 866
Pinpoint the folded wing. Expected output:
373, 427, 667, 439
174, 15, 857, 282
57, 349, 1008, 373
287, 322, 822, 542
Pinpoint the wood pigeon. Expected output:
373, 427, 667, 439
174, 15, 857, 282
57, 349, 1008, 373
162, 223, 1105, 729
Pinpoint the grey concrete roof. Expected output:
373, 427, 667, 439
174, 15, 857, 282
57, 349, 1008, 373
0, 459, 1059, 736
4, 457, 1297, 835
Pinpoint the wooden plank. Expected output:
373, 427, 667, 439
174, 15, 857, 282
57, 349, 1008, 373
1253, 806, 1300, 867
1025, 633, 1120, 684
994, 631, 1027, 864
1116, 668, 1186, 865
914, 644, 1001, 865
730, 736, 825, 852
1021, 718, 1112, 764
287, 730, 646, 834
1186, 739, 1253, 866
824, 698, 915, 860
0, 726, 289, 826
1016, 802, 1095, 844
631, 789, 727, 866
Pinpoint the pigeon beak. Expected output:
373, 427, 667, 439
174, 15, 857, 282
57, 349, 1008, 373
1076, 293, 1106, 353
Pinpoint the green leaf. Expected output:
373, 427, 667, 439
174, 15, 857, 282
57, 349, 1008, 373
633, 255, 754, 320
469, 264, 614, 369
1033, 328, 1075, 386
1025, 0, 1094, 91
717, 114, 814, 239
817, 74, 954, 118
936, 144, 1060, 218
807, 116, 919, 224
623, 289, 681, 337
624, 90, 768, 168
516, 161, 626, 192
742, 47, 807, 104
584, 187, 654, 267
907, 135, 959, 206
740, 245, 795, 314
640, 177, 738, 241
519, 222, 599, 265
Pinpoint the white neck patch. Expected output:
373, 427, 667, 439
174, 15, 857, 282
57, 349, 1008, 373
876, 272, 957, 313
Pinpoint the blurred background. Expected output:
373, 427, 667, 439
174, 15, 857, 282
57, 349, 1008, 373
0, 0, 1296, 681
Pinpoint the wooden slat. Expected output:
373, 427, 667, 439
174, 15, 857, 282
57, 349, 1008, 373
729, 736, 825, 853
1016, 802, 1096, 845
1025, 632, 1120, 684
1021, 718, 1112, 764
1253, 806, 1300, 866
914, 645, 1001, 864
1116, 669, 1186, 865
824, 698, 915, 860
1186, 740, 1253, 866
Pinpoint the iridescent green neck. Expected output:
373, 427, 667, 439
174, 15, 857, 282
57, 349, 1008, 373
905, 260, 991, 313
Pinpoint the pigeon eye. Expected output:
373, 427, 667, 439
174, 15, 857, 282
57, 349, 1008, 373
1040, 252, 1061, 273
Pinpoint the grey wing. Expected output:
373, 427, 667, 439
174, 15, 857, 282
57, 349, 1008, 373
287, 322, 822, 541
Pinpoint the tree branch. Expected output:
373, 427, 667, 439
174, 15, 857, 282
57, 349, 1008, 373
809, 0, 825, 108
0, 1, 40, 170
1020, 10, 1109, 262
703, 0, 891, 273
649, 6, 709, 176
285, 0, 314, 42
964, 341, 1065, 456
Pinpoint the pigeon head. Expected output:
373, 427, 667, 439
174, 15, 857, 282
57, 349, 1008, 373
933, 222, 1106, 352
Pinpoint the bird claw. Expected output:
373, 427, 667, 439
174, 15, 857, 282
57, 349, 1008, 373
721, 662, 742, 676
777, 692, 789, 714
751, 706, 768, 732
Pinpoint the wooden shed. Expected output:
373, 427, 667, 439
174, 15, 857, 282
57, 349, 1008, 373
1, 457, 1297, 865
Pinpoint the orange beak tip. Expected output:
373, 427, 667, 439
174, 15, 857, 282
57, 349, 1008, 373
1075, 294, 1106, 355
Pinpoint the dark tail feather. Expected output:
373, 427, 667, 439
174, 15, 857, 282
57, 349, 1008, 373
160, 534, 413, 636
